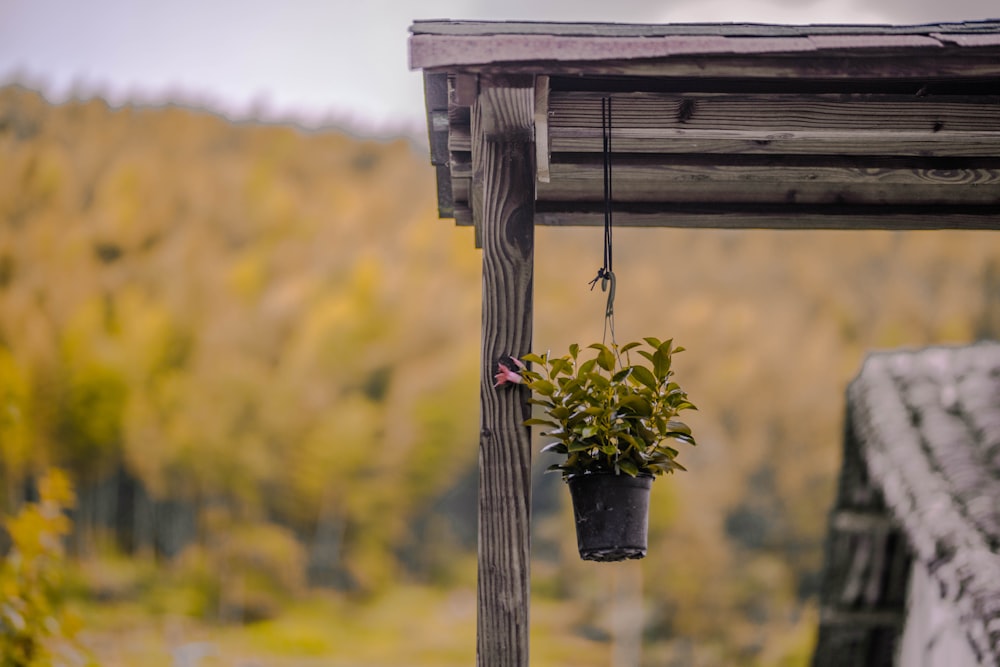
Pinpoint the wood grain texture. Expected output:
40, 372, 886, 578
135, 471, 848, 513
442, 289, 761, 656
533, 206, 1000, 229
548, 91, 1000, 157
538, 161, 1000, 205
549, 91, 1000, 131
475, 86, 535, 667
534, 75, 551, 183
549, 128, 1000, 157
423, 53, 1000, 80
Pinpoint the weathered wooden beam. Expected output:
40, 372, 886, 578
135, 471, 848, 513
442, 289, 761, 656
449, 125, 472, 152
474, 82, 535, 667
819, 607, 905, 627
537, 160, 1000, 205
534, 75, 551, 183
547, 91, 1000, 157
534, 204, 1000, 229
550, 91, 1000, 131
424, 73, 450, 164
423, 52, 1000, 80
434, 163, 454, 217
550, 128, 1000, 157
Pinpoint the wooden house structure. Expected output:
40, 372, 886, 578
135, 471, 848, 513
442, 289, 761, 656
815, 343, 1000, 666
408, 19, 1000, 667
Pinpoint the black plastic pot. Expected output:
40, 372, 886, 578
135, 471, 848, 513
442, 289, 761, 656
566, 472, 653, 562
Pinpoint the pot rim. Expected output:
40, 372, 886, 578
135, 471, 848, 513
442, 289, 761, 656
564, 470, 655, 482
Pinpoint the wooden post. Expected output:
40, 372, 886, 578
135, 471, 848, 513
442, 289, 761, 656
474, 80, 535, 667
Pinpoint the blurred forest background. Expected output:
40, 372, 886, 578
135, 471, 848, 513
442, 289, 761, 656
1, 83, 999, 666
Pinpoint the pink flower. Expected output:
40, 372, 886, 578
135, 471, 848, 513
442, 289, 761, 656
494, 358, 525, 387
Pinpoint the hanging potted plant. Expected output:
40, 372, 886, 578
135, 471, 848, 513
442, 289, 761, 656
496, 337, 697, 561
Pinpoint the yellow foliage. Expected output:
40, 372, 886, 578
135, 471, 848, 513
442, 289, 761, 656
3, 84, 1000, 665
0, 468, 96, 667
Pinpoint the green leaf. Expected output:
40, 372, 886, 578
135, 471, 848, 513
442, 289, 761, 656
579, 425, 599, 439
617, 459, 639, 476
588, 343, 615, 371
549, 357, 572, 378
522, 353, 547, 365
528, 379, 556, 396
643, 336, 663, 349
665, 420, 691, 436
630, 365, 657, 390
620, 341, 642, 354
544, 464, 565, 474
611, 367, 633, 383
638, 422, 659, 445
619, 432, 643, 450
569, 343, 579, 360
667, 433, 696, 447
567, 440, 591, 452
619, 395, 652, 417
578, 358, 598, 377
524, 418, 558, 427
589, 374, 610, 390
549, 406, 572, 420
540, 442, 567, 454
653, 349, 671, 380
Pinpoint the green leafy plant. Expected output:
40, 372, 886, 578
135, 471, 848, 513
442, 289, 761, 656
501, 337, 696, 479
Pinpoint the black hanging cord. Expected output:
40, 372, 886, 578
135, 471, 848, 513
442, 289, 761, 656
588, 96, 617, 347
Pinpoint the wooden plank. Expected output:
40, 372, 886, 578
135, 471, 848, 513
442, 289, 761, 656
423, 71, 449, 109
549, 92, 1000, 133
454, 204, 473, 226
534, 75, 551, 183
547, 91, 1000, 156
471, 98, 484, 244
479, 84, 535, 140
534, 205, 1000, 229
452, 176, 470, 203
550, 128, 1000, 157
425, 73, 451, 169
434, 164, 453, 217
410, 19, 1000, 38
451, 153, 472, 178
411, 33, 961, 70
475, 85, 535, 667
426, 53, 1000, 81
450, 125, 472, 152
538, 161, 1000, 205
819, 607, 905, 627
832, 510, 896, 533
455, 73, 480, 106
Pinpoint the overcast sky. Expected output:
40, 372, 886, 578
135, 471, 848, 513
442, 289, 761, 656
0, 0, 996, 137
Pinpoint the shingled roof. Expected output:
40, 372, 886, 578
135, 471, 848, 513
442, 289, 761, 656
814, 343, 1000, 665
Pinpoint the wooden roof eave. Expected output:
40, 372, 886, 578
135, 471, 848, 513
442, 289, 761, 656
410, 20, 1000, 239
